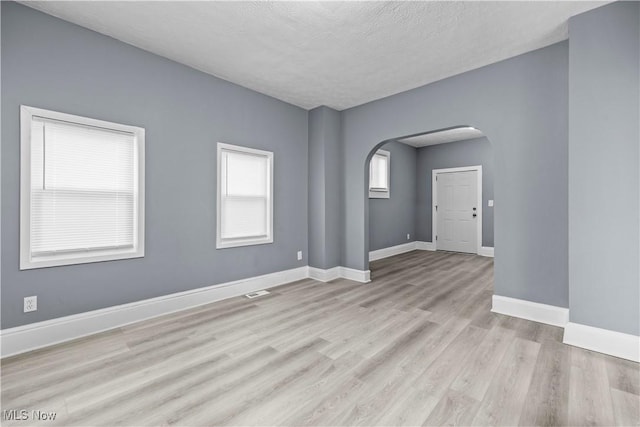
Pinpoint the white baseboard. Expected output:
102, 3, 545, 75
339, 267, 371, 283
491, 295, 569, 327
416, 241, 436, 251
0, 266, 308, 358
563, 322, 640, 362
308, 266, 341, 282
369, 242, 416, 261
308, 266, 370, 283
415, 241, 492, 257
368, 241, 439, 261
479, 246, 494, 257
0, 263, 375, 357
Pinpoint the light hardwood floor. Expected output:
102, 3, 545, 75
2, 250, 639, 426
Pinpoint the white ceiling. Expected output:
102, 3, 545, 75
397, 127, 485, 148
23, 1, 608, 111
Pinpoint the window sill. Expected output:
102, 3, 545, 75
20, 247, 144, 270
369, 191, 390, 199
216, 237, 273, 249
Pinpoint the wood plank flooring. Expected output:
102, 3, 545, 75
2, 250, 638, 426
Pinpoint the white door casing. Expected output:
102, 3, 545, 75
433, 166, 482, 254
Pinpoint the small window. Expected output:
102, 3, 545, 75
369, 149, 390, 199
217, 143, 273, 249
20, 106, 145, 269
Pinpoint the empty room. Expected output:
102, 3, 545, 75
1, 1, 639, 426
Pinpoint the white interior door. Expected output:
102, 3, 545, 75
436, 170, 478, 253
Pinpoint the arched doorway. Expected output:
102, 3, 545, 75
365, 126, 495, 277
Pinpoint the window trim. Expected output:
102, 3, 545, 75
216, 142, 274, 249
369, 149, 390, 199
20, 105, 145, 270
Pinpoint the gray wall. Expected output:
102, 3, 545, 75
308, 108, 326, 268
4, 1, 636, 338
368, 141, 417, 252
416, 137, 494, 247
1, 3, 309, 329
568, 2, 640, 336
308, 106, 342, 269
343, 41, 569, 308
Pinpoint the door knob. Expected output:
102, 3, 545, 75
473, 213, 477, 218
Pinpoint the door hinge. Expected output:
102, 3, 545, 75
436, 235, 438, 241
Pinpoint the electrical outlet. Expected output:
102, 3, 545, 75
407, 233, 411, 240
297, 250, 303, 261
24, 296, 37, 313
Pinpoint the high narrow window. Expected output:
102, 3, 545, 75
20, 106, 145, 269
217, 143, 273, 248
369, 149, 390, 199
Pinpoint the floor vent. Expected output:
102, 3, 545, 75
245, 290, 270, 299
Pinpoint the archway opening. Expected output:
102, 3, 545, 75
365, 126, 495, 279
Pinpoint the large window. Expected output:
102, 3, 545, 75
369, 149, 390, 199
20, 106, 145, 269
217, 143, 273, 249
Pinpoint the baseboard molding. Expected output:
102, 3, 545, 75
339, 267, 371, 283
366, 242, 493, 261
563, 322, 640, 362
416, 241, 436, 251
308, 266, 341, 282
479, 246, 494, 257
491, 295, 569, 327
0, 266, 308, 358
369, 242, 416, 261
308, 265, 370, 283
368, 242, 494, 260
414, 241, 492, 257
1, 263, 375, 357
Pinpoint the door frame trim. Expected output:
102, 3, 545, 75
432, 165, 483, 254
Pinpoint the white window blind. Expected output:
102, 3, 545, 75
369, 149, 390, 198
20, 106, 145, 269
217, 143, 273, 248
370, 153, 388, 190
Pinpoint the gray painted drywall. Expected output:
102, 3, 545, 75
416, 137, 494, 247
323, 108, 342, 269
342, 41, 569, 308
1, 3, 308, 329
308, 106, 342, 269
308, 108, 326, 268
368, 141, 417, 252
568, 2, 640, 336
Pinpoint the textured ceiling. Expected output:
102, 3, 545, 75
23, 1, 608, 110
398, 127, 485, 148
